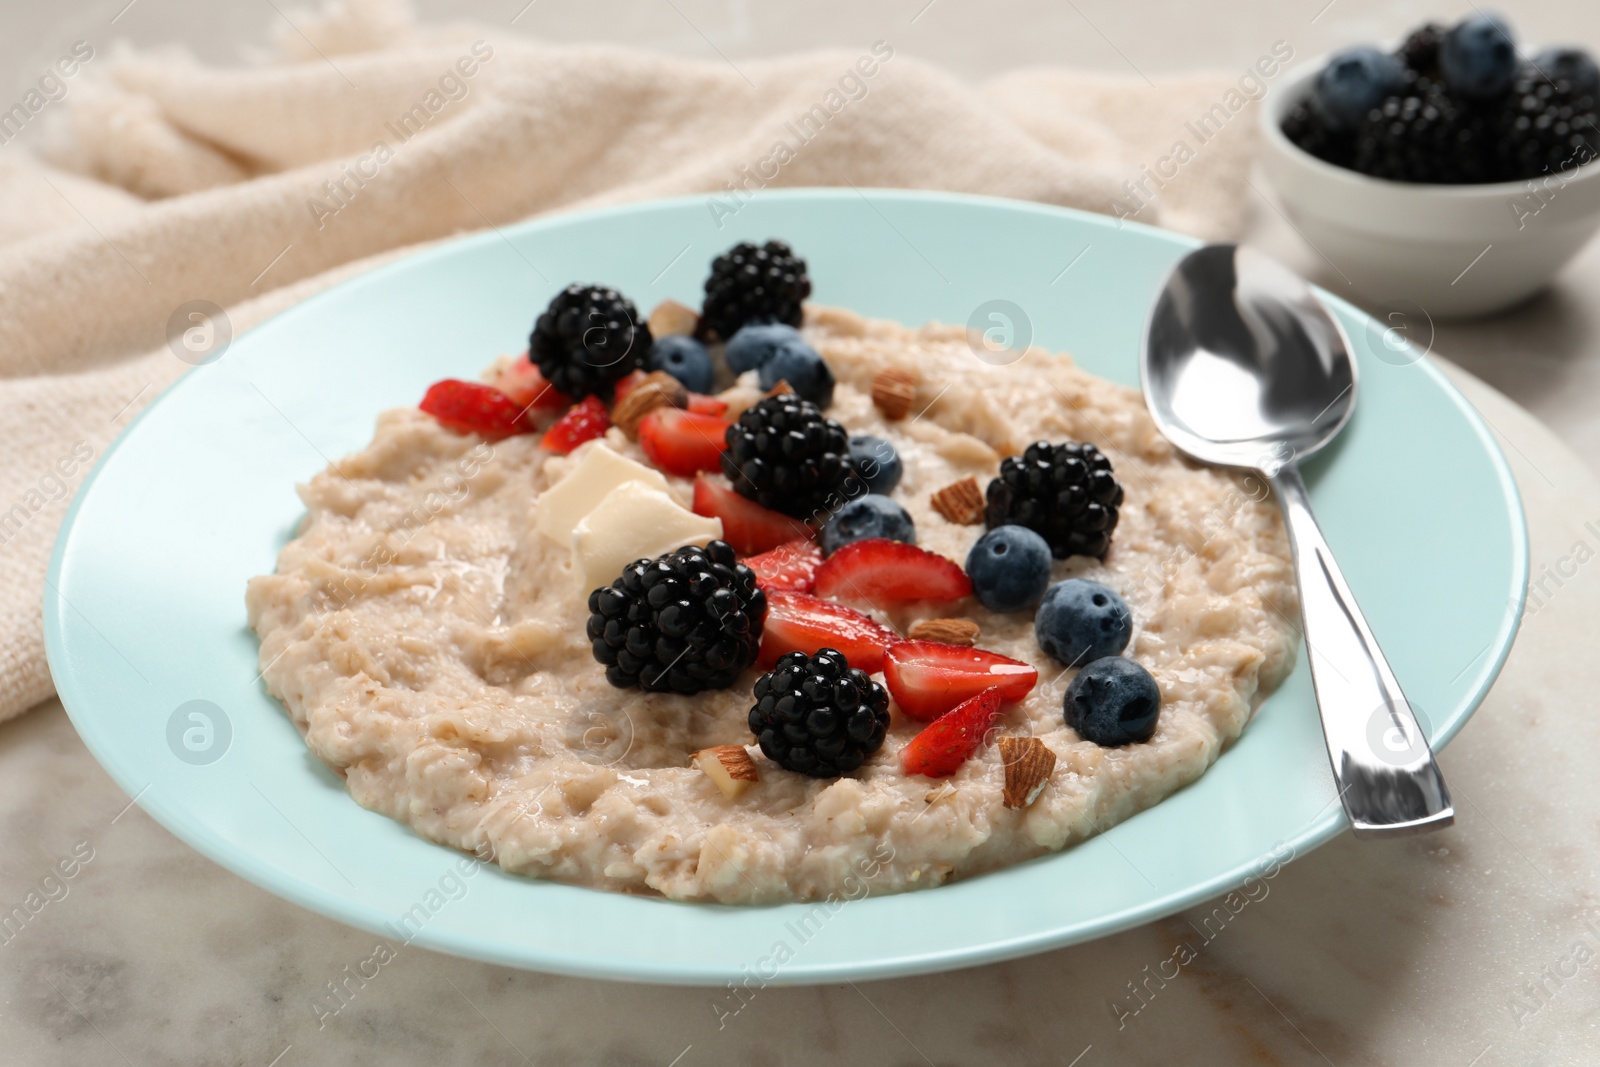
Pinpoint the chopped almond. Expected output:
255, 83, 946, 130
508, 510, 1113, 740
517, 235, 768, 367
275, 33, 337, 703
648, 299, 700, 338
931, 477, 985, 525
907, 618, 980, 645
871, 367, 917, 420
694, 745, 759, 799
612, 371, 688, 438
998, 737, 1056, 809
762, 379, 795, 398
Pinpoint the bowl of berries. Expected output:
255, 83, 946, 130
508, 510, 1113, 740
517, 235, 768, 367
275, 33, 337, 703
1261, 13, 1600, 318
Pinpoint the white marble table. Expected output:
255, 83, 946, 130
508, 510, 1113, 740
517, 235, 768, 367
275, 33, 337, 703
1, 367, 1594, 1067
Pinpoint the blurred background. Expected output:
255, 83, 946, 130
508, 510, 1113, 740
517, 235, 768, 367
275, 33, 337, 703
8, 0, 1600, 464
7, 0, 1597, 82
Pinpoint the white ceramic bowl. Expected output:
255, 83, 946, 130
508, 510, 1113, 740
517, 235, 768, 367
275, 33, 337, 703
1259, 61, 1600, 318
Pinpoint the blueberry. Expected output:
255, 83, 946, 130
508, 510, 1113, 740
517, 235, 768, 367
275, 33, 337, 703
1441, 12, 1518, 99
646, 335, 714, 394
966, 525, 1052, 613
848, 435, 902, 495
1310, 46, 1405, 131
1531, 47, 1600, 98
759, 342, 834, 408
725, 323, 803, 374
820, 495, 915, 555
1063, 656, 1161, 746
1034, 579, 1132, 667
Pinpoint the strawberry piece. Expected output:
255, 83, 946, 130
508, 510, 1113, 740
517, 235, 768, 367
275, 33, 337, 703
885, 640, 1039, 721
540, 395, 610, 454
638, 408, 732, 478
492, 356, 571, 412
692, 475, 814, 555
760, 590, 900, 673
899, 687, 1005, 778
420, 379, 534, 438
744, 538, 825, 593
686, 393, 729, 416
813, 539, 973, 605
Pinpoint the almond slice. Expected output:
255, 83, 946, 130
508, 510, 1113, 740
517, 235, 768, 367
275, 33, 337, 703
930, 477, 985, 525
762, 379, 795, 398
694, 745, 760, 799
871, 367, 917, 420
648, 299, 700, 338
612, 371, 688, 438
998, 737, 1055, 809
907, 618, 980, 645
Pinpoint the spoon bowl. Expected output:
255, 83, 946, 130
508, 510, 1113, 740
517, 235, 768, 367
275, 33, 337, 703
1144, 244, 1355, 474
1142, 243, 1453, 838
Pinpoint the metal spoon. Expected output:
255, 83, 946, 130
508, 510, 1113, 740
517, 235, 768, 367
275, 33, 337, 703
1141, 243, 1453, 837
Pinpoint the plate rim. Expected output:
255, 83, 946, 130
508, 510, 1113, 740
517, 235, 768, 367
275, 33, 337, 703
42, 187, 1530, 984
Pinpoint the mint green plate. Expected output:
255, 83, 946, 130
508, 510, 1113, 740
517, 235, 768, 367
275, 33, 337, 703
44, 190, 1526, 985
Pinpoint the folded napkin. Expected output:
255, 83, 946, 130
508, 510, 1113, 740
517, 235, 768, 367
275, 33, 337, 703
0, 0, 1263, 722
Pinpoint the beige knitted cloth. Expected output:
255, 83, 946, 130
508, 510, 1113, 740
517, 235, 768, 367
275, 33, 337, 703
0, 0, 1264, 722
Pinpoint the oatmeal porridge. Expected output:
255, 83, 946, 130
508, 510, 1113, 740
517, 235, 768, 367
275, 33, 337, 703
247, 246, 1298, 905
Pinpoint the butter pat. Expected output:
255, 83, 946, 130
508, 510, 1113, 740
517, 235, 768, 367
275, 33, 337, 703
572, 481, 723, 591
535, 443, 668, 545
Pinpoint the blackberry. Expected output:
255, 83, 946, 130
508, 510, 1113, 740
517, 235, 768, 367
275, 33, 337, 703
1353, 72, 1498, 183
985, 441, 1123, 560
586, 540, 765, 694
1398, 22, 1446, 77
748, 649, 890, 777
700, 240, 811, 341
721, 394, 863, 521
1496, 64, 1600, 180
1531, 47, 1600, 100
1281, 99, 1355, 170
530, 284, 652, 400
1288, 23, 1600, 186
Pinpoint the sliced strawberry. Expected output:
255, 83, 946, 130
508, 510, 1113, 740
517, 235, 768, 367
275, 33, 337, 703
744, 538, 825, 593
692, 475, 813, 555
899, 687, 1005, 778
813, 539, 973, 606
491, 356, 571, 412
540, 395, 610, 454
638, 408, 732, 478
885, 641, 1039, 721
686, 393, 729, 416
420, 379, 534, 438
760, 590, 900, 673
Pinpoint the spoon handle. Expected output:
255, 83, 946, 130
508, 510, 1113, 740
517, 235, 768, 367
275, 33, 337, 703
1268, 465, 1454, 837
